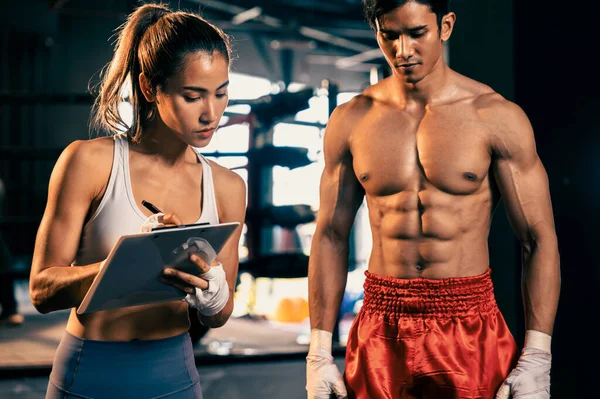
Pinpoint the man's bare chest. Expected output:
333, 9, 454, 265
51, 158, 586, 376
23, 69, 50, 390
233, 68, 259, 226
350, 110, 493, 196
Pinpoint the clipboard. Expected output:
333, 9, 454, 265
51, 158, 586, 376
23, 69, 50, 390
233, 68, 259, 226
77, 221, 239, 314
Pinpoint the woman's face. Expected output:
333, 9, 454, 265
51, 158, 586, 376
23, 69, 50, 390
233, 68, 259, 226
155, 51, 229, 148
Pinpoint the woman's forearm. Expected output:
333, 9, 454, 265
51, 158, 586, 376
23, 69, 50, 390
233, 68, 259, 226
30, 262, 102, 314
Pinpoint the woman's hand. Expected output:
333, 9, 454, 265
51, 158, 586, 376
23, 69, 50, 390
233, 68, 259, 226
153, 211, 229, 315
160, 253, 212, 293
140, 212, 183, 232
151, 212, 212, 292
163, 254, 229, 316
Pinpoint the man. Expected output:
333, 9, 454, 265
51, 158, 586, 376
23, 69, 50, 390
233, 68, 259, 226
306, 1, 560, 398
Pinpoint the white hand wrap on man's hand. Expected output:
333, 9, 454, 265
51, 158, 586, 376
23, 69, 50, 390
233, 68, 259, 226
306, 329, 348, 399
140, 213, 165, 233
496, 330, 552, 399
184, 264, 229, 316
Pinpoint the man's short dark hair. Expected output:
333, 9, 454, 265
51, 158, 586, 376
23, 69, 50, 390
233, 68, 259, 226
363, 0, 450, 31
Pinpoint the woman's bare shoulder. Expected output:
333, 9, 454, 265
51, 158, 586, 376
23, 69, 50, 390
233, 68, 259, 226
52, 135, 115, 194
206, 160, 246, 220
61, 135, 114, 164
208, 160, 246, 194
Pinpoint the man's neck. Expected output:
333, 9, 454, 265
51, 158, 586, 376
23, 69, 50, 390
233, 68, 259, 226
392, 58, 455, 106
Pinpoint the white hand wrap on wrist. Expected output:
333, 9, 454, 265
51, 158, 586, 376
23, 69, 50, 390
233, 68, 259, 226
306, 329, 348, 399
184, 264, 229, 316
495, 330, 552, 399
140, 213, 165, 233
523, 330, 552, 353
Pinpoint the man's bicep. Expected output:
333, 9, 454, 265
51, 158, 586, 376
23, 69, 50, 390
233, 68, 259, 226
317, 106, 364, 236
491, 104, 556, 244
316, 157, 364, 240
494, 157, 556, 242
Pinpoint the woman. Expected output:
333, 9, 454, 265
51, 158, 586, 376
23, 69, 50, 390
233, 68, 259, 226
29, 3, 246, 398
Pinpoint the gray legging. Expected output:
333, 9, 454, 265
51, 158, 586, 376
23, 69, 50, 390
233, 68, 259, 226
46, 331, 203, 399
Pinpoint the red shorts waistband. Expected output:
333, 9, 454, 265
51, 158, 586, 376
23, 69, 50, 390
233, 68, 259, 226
362, 268, 498, 319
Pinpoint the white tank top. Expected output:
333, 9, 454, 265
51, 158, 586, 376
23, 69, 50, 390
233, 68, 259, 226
74, 133, 219, 266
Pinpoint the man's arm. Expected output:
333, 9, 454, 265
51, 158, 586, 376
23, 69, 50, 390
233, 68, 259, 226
309, 103, 365, 333
306, 102, 364, 399
489, 99, 561, 337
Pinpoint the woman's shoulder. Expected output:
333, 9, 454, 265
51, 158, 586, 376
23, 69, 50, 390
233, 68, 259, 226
205, 159, 246, 212
45, 136, 116, 204
56, 136, 115, 180
208, 160, 245, 191
62, 135, 114, 159
209, 161, 246, 221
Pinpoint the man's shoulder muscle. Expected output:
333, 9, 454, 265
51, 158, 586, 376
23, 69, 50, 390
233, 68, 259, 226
326, 91, 376, 143
473, 92, 535, 160
334, 93, 373, 120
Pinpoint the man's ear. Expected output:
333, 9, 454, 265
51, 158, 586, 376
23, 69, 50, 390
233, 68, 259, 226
139, 73, 155, 102
440, 12, 456, 42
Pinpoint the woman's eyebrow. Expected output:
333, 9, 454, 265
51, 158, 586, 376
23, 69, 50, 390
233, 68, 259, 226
182, 80, 230, 92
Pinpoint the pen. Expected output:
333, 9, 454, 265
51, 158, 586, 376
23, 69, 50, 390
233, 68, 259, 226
141, 200, 163, 214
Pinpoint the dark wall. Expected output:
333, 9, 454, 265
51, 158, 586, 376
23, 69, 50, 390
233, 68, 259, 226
0, 1, 128, 257
514, 2, 599, 397
448, 0, 600, 396
448, 0, 522, 341
451, 0, 599, 397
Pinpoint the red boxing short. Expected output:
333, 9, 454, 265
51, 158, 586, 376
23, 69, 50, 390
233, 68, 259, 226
344, 268, 518, 399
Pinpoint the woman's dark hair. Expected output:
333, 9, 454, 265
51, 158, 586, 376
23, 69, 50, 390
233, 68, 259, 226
363, 0, 450, 32
91, 2, 231, 142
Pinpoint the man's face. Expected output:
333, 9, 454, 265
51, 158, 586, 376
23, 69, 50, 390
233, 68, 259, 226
376, 1, 447, 84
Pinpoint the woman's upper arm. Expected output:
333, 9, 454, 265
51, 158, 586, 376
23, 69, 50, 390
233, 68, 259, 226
213, 167, 247, 286
31, 139, 111, 279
